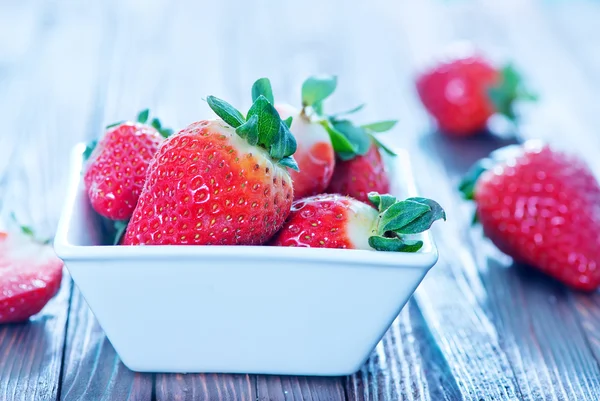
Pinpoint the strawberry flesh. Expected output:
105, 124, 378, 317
270, 194, 377, 249
327, 145, 389, 203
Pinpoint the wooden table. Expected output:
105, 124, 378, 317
2, 0, 600, 400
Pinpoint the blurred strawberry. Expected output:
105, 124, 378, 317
84, 109, 172, 221
416, 51, 535, 136
0, 231, 63, 323
460, 142, 600, 291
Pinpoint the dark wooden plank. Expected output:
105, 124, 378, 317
256, 375, 345, 401
0, 277, 71, 401
59, 289, 152, 401
156, 374, 255, 401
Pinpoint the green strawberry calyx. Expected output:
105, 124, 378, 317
85, 109, 173, 161
207, 78, 299, 171
298, 75, 398, 161
367, 193, 446, 252
487, 64, 538, 122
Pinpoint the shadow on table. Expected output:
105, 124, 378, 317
418, 129, 520, 176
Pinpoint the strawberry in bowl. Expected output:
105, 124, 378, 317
324, 115, 398, 203
84, 109, 172, 221
124, 80, 297, 245
271, 192, 445, 252
460, 141, 600, 291
273, 76, 337, 199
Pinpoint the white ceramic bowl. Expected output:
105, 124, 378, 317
54, 144, 438, 376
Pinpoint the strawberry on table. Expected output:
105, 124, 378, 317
460, 142, 600, 291
273, 76, 337, 199
416, 50, 535, 137
84, 109, 172, 221
124, 79, 297, 246
271, 192, 445, 252
0, 232, 63, 323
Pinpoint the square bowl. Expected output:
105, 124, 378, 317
54, 144, 438, 376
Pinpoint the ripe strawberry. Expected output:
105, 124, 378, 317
249, 77, 335, 199
416, 52, 535, 136
271, 193, 445, 251
322, 116, 397, 203
84, 109, 172, 221
327, 144, 389, 203
277, 103, 335, 199
0, 232, 63, 323
460, 142, 600, 291
124, 79, 297, 245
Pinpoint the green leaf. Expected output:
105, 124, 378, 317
137, 109, 150, 124
368, 236, 423, 252
302, 75, 337, 107
207, 96, 246, 128
151, 118, 162, 130
106, 121, 125, 129
113, 220, 128, 245
367, 192, 397, 213
278, 156, 299, 171
331, 103, 365, 118
320, 120, 356, 154
362, 120, 398, 133
378, 200, 431, 234
251, 78, 274, 104
369, 135, 397, 157
270, 121, 297, 160
284, 116, 293, 128
247, 95, 283, 153
159, 128, 173, 138
332, 119, 371, 157
83, 140, 97, 160
235, 114, 259, 146
397, 197, 446, 234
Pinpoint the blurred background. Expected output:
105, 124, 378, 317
1, 0, 599, 239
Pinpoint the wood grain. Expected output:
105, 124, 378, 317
256, 375, 345, 401
0, 277, 71, 401
156, 373, 255, 401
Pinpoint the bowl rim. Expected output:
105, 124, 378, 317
54, 144, 438, 269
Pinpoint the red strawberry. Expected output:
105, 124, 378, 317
84, 110, 172, 221
124, 80, 297, 245
271, 193, 445, 251
276, 103, 334, 199
460, 142, 600, 291
327, 144, 389, 203
0, 232, 63, 323
416, 51, 534, 136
